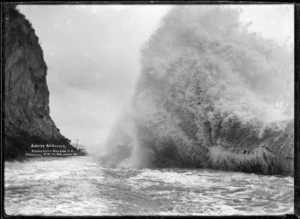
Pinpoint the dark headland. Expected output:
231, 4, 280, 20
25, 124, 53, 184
3, 4, 83, 160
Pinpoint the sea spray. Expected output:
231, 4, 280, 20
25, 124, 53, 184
118, 120, 141, 168
101, 5, 294, 174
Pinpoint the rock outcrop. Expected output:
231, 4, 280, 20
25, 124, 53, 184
101, 6, 294, 175
4, 5, 74, 160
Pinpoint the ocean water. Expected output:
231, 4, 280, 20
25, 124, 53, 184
4, 156, 294, 216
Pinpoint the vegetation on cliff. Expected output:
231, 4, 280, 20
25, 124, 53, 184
101, 6, 294, 175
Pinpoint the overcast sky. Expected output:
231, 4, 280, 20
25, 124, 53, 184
18, 4, 293, 151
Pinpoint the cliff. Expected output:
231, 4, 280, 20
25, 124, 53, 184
4, 5, 74, 160
100, 6, 294, 175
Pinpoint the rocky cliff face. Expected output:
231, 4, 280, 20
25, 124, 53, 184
4, 5, 72, 159
101, 6, 294, 175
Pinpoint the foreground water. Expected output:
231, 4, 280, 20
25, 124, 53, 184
5, 156, 293, 216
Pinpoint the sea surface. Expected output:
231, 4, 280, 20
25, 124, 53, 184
4, 156, 294, 216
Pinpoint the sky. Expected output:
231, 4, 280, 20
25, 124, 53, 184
18, 4, 294, 151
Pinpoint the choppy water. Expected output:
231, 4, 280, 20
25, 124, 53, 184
5, 156, 294, 216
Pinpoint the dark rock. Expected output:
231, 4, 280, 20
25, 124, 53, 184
4, 5, 74, 160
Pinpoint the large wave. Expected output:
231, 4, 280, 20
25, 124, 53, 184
100, 6, 294, 175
